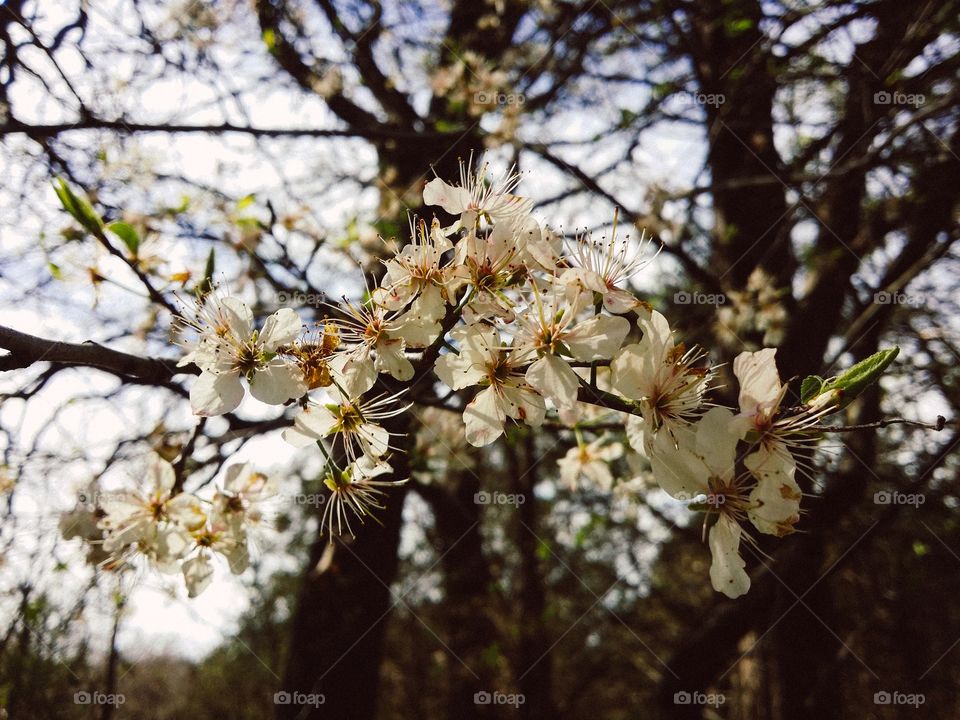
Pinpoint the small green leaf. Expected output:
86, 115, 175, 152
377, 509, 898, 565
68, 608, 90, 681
107, 221, 140, 256
805, 347, 900, 411
196, 247, 215, 296
725, 17, 754, 36
800, 375, 825, 404
827, 347, 899, 398
480, 643, 501, 668
434, 119, 464, 133
535, 539, 552, 560
236, 194, 256, 211
262, 27, 277, 50
652, 82, 676, 100
53, 178, 104, 237
47, 262, 63, 280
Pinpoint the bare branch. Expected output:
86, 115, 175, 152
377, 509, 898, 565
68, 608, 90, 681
0, 325, 197, 384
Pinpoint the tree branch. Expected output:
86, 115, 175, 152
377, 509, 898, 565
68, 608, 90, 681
0, 325, 197, 383
0, 118, 449, 141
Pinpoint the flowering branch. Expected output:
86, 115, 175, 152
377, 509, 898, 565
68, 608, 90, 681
44, 161, 931, 601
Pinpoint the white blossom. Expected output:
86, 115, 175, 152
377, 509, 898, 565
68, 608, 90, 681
562, 218, 658, 314
558, 436, 623, 490
435, 323, 545, 446
423, 158, 532, 231
320, 458, 407, 537
283, 371, 408, 466
517, 282, 630, 411
98, 454, 201, 573
612, 309, 712, 448
178, 293, 307, 415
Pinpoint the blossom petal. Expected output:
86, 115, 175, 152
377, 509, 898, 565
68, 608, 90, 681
283, 405, 338, 447
733, 348, 781, 413
566, 314, 631, 361
220, 296, 254, 338
602, 287, 642, 315
329, 353, 376, 397
435, 352, 483, 391
746, 449, 802, 537
249, 361, 307, 405
259, 308, 302, 350
375, 339, 415, 381
648, 429, 708, 501
392, 286, 446, 348
557, 449, 581, 489
610, 343, 656, 400
423, 177, 470, 215
583, 460, 615, 490
223, 463, 248, 493
155, 526, 191, 572
636, 309, 672, 361
501, 384, 546, 427
191, 371, 244, 416
167, 493, 206, 532
694, 407, 740, 481
463, 387, 506, 447
708, 516, 750, 598
182, 555, 215, 598
359, 422, 390, 458
223, 539, 250, 575
526, 354, 580, 410
148, 454, 177, 493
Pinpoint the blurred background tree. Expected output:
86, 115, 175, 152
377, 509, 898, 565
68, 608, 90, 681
0, 0, 958, 719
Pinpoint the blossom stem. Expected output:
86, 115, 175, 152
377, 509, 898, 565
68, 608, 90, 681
315, 438, 342, 472
817, 416, 946, 433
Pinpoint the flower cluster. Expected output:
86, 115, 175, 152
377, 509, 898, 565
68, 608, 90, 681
62, 454, 273, 597
60, 158, 896, 599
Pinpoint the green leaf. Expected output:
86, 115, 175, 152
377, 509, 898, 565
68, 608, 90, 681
47, 262, 63, 280
800, 375, 824, 404
107, 221, 140, 256
827, 347, 899, 398
53, 178, 104, 237
196, 247, 215, 296
236, 194, 256, 211
535, 539, 552, 561
652, 82, 676, 100
724, 17, 754, 36
434, 119, 464, 133
262, 27, 277, 50
805, 347, 900, 411
480, 643, 501, 668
